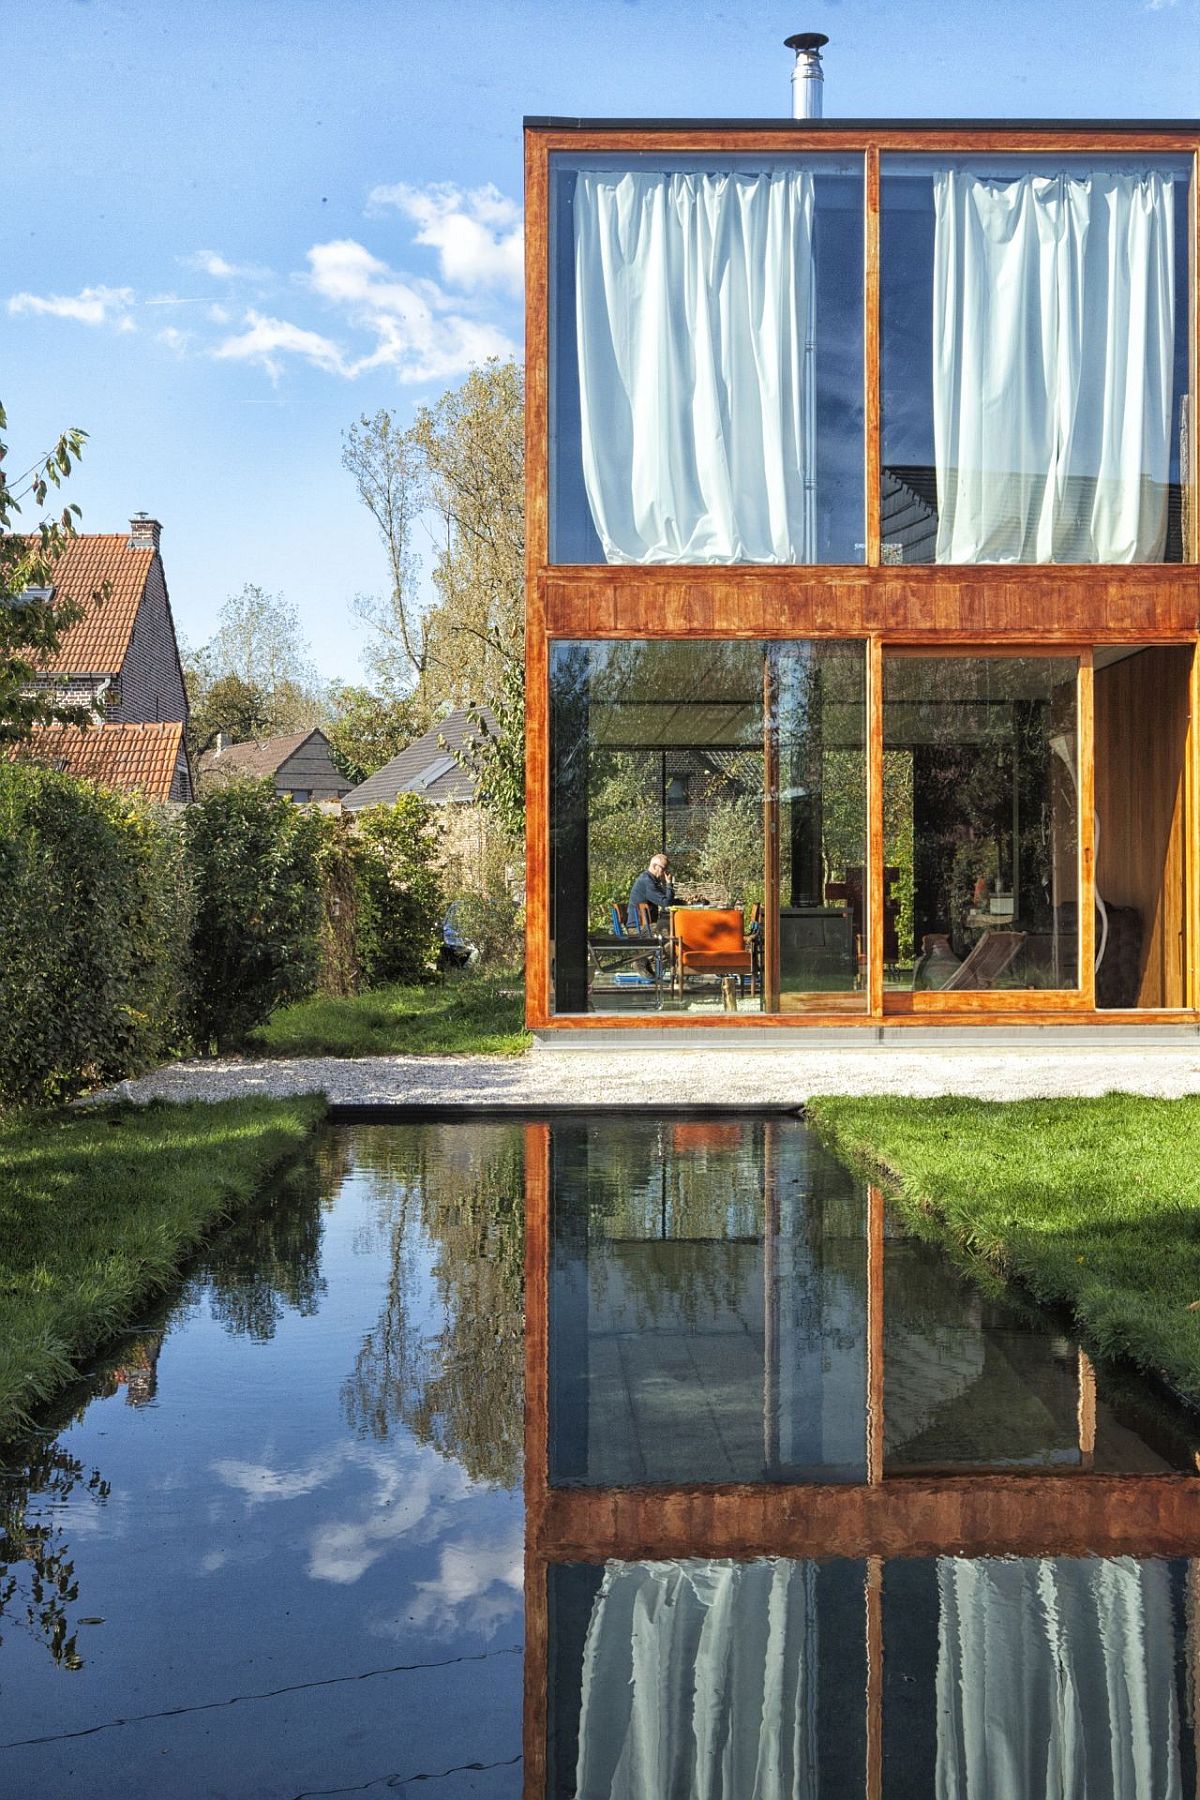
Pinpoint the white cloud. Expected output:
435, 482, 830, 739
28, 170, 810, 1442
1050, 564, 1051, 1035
182, 248, 273, 281
369, 182, 523, 295
157, 325, 192, 354
212, 310, 351, 380
9, 283, 136, 330
405, 1526, 524, 1638
303, 236, 517, 381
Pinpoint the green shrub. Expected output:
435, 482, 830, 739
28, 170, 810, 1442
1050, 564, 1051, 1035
314, 809, 361, 997
0, 762, 192, 1105
184, 779, 323, 1050
353, 796, 444, 986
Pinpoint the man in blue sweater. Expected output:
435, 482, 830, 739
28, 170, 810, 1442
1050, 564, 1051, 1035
627, 853, 674, 932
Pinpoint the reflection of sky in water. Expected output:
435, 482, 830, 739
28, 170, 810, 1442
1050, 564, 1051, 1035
0, 1126, 525, 1800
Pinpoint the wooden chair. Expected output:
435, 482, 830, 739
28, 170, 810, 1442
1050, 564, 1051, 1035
939, 930, 1026, 991
672, 907, 755, 996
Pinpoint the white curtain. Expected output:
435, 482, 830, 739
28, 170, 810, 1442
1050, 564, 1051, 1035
935, 1556, 1183, 1799
933, 169, 1175, 563
574, 1558, 818, 1799
575, 170, 817, 565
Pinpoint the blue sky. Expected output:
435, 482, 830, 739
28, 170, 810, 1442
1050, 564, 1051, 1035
7, 0, 1199, 680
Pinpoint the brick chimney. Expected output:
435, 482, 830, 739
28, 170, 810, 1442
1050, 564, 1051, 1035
129, 513, 162, 552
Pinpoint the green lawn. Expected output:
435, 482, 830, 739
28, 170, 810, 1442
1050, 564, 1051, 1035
246, 974, 531, 1058
0, 1096, 326, 1438
808, 1094, 1200, 1402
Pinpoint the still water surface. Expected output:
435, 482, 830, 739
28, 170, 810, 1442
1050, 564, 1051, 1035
1, 1117, 1197, 1798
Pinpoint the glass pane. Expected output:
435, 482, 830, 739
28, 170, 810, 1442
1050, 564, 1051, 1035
881, 154, 1192, 565
550, 153, 865, 565
1094, 645, 1191, 1008
882, 656, 1080, 992
549, 639, 867, 1015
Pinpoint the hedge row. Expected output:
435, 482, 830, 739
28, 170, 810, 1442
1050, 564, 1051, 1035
0, 764, 443, 1106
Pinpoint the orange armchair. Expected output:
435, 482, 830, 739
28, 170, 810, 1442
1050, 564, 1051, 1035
671, 907, 756, 995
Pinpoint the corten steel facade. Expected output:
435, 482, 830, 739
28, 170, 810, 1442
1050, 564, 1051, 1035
524, 119, 1200, 1031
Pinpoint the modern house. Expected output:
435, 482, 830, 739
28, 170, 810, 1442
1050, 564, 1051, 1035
523, 56, 1200, 1032
17, 515, 193, 802
198, 726, 350, 804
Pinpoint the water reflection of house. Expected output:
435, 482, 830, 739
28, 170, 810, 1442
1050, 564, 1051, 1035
103, 1332, 163, 1406
522, 1118, 1200, 1797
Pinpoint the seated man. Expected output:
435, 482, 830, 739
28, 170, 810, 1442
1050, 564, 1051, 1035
627, 853, 674, 933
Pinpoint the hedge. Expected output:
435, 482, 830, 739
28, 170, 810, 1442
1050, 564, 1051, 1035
0, 764, 443, 1106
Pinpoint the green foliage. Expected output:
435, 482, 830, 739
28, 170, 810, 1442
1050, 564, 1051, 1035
0, 1096, 326, 1436
0, 762, 192, 1106
352, 795, 444, 987
810, 1093, 1200, 1402
322, 682, 416, 787
247, 973, 529, 1058
0, 399, 101, 744
183, 583, 324, 763
184, 779, 324, 1049
313, 808, 361, 997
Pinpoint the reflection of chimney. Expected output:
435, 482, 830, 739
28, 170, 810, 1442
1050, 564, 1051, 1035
128, 512, 162, 552
785, 32, 828, 119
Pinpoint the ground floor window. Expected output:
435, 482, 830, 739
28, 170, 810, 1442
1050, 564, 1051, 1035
882, 654, 1080, 993
543, 637, 1195, 1017
549, 638, 866, 1015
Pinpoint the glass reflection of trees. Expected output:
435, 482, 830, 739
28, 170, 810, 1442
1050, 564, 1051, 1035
340, 1125, 525, 1490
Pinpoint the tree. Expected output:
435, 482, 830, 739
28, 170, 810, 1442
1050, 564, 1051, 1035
322, 682, 416, 787
0, 401, 99, 743
186, 672, 276, 757
185, 583, 324, 752
343, 359, 525, 836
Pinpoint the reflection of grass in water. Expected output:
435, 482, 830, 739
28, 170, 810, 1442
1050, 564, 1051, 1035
0, 1096, 326, 1436
811, 1094, 1200, 1402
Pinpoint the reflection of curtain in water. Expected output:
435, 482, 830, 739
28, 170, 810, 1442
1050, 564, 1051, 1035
933, 170, 1175, 563
575, 1558, 818, 1800
575, 171, 817, 564
935, 1557, 1182, 1799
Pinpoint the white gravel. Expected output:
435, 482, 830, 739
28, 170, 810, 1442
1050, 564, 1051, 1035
95, 1043, 1200, 1109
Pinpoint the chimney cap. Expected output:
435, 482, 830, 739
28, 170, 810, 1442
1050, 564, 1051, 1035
785, 31, 828, 52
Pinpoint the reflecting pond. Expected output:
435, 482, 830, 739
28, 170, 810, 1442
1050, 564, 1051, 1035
2, 1117, 1199, 1798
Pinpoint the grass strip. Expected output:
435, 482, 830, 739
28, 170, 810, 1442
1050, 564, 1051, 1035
0, 1095, 327, 1438
246, 974, 531, 1058
808, 1094, 1200, 1402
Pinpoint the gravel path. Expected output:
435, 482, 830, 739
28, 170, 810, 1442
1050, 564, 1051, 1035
97, 1044, 1200, 1108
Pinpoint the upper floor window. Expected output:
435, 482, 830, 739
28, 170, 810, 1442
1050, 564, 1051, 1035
882, 154, 1193, 564
550, 154, 864, 566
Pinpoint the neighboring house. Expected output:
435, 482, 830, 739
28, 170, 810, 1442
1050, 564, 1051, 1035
341, 706, 496, 811
12, 721, 191, 804
524, 68, 1200, 1032
17, 514, 193, 801
198, 727, 351, 803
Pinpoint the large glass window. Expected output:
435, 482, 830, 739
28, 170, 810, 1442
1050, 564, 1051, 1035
882, 656, 1080, 992
881, 155, 1193, 564
549, 638, 867, 1015
550, 154, 865, 565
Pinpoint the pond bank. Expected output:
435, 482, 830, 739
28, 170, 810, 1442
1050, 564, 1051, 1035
94, 1041, 1200, 1108
809, 1093, 1200, 1405
0, 1096, 327, 1436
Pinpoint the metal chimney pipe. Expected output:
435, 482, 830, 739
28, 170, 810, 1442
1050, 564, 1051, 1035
785, 32, 828, 119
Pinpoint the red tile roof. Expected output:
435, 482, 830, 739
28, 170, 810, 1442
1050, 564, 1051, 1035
11, 722, 188, 802
34, 534, 155, 676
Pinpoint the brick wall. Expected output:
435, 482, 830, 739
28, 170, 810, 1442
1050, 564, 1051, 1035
111, 555, 188, 725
